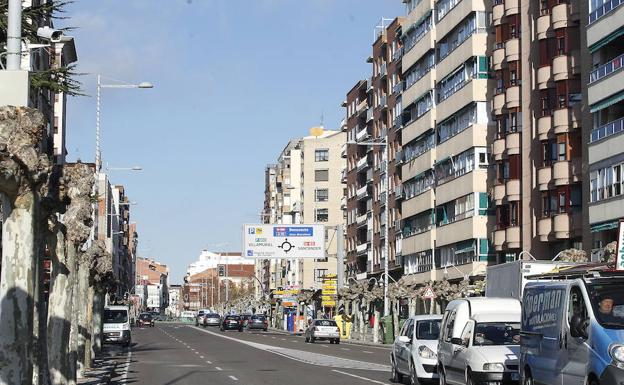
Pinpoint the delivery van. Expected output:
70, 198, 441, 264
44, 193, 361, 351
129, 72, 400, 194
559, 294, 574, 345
438, 297, 522, 385
520, 265, 624, 385
103, 305, 131, 347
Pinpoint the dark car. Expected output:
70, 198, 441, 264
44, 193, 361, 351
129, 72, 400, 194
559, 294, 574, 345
136, 312, 154, 327
247, 315, 268, 331
240, 314, 252, 327
220, 315, 243, 332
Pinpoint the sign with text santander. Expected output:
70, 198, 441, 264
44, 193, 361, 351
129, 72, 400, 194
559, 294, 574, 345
243, 224, 325, 259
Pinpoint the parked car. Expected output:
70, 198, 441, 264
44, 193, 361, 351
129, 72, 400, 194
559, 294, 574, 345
305, 319, 341, 344
195, 309, 210, 326
202, 313, 221, 327
391, 315, 442, 384
103, 305, 132, 347
221, 315, 243, 332
520, 266, 624, 385
438, 297, 521, 385
247, 314, 268, 331
137, 312, 155, 327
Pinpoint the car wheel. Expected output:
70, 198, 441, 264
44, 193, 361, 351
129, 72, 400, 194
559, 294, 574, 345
588, 378, 600, 385
391, 357, 403, 383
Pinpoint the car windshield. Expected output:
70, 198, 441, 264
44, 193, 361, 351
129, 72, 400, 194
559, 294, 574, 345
104, 309, 128, 323
416, 320, 441, 340
588, 282, 624, 329
314, 320, 337, 327
226, 316, 240, 320
251, 315, 266, 321
139, 314, 152, 320
473, 322, 520, 346
207, 314, 219, 318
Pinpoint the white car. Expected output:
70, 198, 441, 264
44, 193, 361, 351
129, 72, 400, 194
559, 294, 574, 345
195, 309, 210, 326
304, 319, 341, 344
391, 315, 442, 384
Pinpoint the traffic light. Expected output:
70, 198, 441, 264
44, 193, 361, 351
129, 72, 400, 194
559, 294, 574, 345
218, 265, 225, 277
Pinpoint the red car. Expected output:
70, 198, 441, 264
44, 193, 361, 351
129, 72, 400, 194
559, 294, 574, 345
137, 312, 154, 327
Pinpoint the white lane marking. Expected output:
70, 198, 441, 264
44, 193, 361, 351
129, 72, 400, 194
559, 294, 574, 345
281, 338, 286, 341
363, 351, 373, 354
194, 351, 199, 354
271, 336, 276, 339
332, 370, 391, 385
341, 347, 350, 351
321, 345, 329, 348
200, 355, 204, 359
215, 366, 223, 371
206, 360, 212, 364
291, 340, 297, 343
120, 348, 132, 383
228, 375, 239, 381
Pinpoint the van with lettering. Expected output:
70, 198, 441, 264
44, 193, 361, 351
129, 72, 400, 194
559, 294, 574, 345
520, 265, 624, 385
438, 297, 522, 385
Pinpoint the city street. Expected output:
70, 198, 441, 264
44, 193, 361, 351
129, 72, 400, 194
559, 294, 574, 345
111, 324, 394, 385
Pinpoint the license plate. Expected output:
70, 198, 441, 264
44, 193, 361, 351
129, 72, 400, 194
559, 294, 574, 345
511, 373, 519, 381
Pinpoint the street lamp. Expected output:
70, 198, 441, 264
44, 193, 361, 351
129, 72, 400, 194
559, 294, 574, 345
347, 139, 391, 317
95, 75, 154, 171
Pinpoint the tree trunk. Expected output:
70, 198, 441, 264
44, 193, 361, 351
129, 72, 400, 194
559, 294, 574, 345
92, 290, 104, 357
84, 287, 94, 369
47, 227, 76, 385
372, 308, 380, 344
75, 261, 89, 377
67, 247, 79, 385
0, 193, 38, 385
392, 300, 399, 341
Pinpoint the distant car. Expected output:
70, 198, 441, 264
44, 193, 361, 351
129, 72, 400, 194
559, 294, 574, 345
137, 312, 155, 328
240, 314, 252, 327
202, 313, 221, 327
391, 315, 442, 384
305, 319, 340, 344
195, 309, 210, 326
221, 315, 243, 332
247, 315, 268, 331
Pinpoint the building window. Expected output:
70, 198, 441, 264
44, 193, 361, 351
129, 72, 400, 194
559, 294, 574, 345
315, 169, 329, 182
315, 208, 329, 222
315, 189, 329, 202
315, 149, 329, 162
315, 268, 329, 282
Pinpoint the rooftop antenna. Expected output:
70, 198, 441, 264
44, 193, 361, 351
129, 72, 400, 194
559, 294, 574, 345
320, 111, 324, 129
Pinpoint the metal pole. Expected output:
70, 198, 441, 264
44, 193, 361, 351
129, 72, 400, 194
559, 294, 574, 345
337, 224, 345, 288
6, 0, 22, 70
225, 255, 229, 304
96, 75, 102, 171
383, 142, 389, 317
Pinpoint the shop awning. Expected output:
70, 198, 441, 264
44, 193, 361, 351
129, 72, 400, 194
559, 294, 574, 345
590, 27, 624, 53
590, 90, 624, 113
591, 220, 619, 232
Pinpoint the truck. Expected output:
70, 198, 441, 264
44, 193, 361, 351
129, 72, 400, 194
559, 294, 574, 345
485, 260, 580, 299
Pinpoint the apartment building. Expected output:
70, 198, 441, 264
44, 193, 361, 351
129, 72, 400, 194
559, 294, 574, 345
344, 18, 405, 282
261, 130, 346, 292
584, 0, 624, 253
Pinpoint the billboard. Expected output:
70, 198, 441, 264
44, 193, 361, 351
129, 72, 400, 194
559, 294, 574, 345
243, 224, 325, 259
322, 274, 337, 307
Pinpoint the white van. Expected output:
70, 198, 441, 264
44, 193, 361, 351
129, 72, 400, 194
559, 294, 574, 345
103, 305, 131, 347
438, 298, 521, 385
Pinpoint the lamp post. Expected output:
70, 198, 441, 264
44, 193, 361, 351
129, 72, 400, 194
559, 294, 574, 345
347, 139, 391, 317
95, 75, 153, 172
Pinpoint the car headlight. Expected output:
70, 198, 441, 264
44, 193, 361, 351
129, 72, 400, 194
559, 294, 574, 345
418, 345, 436, 359
610, 344, 624, 368
483, 363, 505, 372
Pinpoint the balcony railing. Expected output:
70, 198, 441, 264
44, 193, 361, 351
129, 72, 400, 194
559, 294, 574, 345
380, 63, 387, 77
589, 0, 623, 24
395, 150, 403, 164
393, 81, 405, 95
395, 185, 404, 199
366, 107, 374, 122
356, 126, 369, 141
393, 46, 404, 62
590, 116, 624, 143
589, 53, 624, 83
380, 95, 388, 108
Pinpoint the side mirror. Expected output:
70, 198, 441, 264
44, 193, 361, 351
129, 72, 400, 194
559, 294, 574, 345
398, 335, 411, 344
451, 337, 465, 346
570, 315, 588, 339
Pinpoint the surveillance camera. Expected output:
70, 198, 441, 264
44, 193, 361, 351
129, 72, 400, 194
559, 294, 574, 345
37, 27, 63, 43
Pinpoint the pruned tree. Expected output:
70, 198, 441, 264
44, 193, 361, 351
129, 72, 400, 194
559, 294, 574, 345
557, 248, 589, 263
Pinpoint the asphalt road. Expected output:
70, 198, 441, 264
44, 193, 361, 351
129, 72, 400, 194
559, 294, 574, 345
109, 323, 397, 385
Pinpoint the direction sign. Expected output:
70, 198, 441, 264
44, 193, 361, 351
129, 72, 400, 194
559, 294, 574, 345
243, 224, 325, 259
322, 275, 337, 307
422, 286, 436, 299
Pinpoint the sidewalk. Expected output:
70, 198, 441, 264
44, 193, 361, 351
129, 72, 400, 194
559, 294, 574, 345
77, 347, 122, 385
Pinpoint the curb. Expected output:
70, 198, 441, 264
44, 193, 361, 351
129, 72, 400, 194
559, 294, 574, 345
268, 327, 392, 349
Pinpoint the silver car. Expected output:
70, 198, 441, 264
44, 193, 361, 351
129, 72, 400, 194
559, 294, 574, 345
304, 319, 341, 344
202, 313, 221, 327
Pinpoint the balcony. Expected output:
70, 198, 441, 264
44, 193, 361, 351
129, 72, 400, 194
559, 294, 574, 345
553, 160, 581, 185
341, 196, 347, 209
505, 38, 520, 62
379, 95, 388, 109
341, 143, 347, 158
538, 217, 552, 241
402, 228, 435, 256
493, 2, 505, 25
366, 107, 374, 122
552, 52, 580, 81
380, 63, 387, 78
538, 166, 552, 191
356, 243, 368, 255
393, 46, 404, 62
537, 65, 552, 89
356, 157, 369, 172
492, 45, 505, 71
493, 92, 506, 116
492, 137, 506, 161
505, 132, 520, 155
553, 105, 581, 133
356, 213, 368, 226
552, 3, 578, 29
589, 0, 624, 25
356, 185, 368, 200
504, 0, 519, 15
538, 115, 552, 140
395, 185, 404, 200
395, 150, 404, 164
493, 229, 506, 251
357, 99, 367, 114
494, 183, 506, 204
589, 53, 624, 84
590, 116, 624, 143
356, 126, 369, 142
507, 179, 521, 201
536, 13, 551, 40
505, 85, 520, 109
506, 226, 521, 248
554, 213, 581, 239
393, 81, 404, 95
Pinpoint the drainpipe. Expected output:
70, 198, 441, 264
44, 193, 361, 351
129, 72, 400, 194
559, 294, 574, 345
6, 0, 23, 70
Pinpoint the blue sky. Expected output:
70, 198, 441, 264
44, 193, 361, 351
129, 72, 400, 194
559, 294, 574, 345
63, 0, 405, 283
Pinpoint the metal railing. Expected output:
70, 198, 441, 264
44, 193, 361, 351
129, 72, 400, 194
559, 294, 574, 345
590, 117, 624, 143
589, 53, 624, 83
589, 0, 623, 24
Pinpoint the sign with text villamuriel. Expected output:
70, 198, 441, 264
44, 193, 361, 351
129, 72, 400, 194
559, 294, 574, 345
243, 224, 325, 259
616, 220, 624, 271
